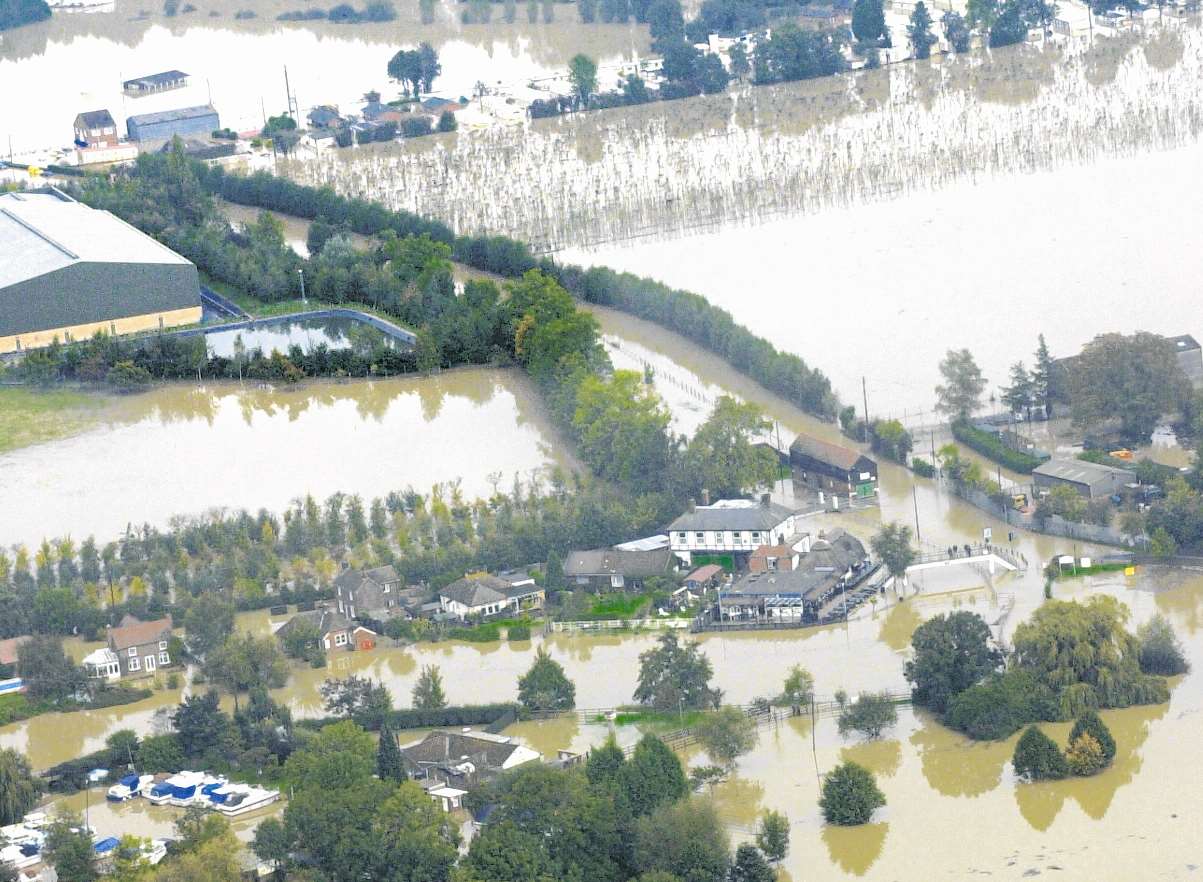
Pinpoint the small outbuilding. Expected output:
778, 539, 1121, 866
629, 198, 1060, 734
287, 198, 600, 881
1033, 459, 1130, 500
562, 547, 676, 591
789, 433, 878, 496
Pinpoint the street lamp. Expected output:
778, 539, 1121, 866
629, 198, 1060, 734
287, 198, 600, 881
298, 267, 307, 306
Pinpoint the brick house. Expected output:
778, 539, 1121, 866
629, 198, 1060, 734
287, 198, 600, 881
107, 615, 173, 677
335, 564, 404, 623
276, 606, 377, 652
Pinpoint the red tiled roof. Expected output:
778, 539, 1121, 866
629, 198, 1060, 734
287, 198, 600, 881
0, 636, 30, 667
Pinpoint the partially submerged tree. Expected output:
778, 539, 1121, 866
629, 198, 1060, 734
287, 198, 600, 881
1012, 726, 1068, 781
905, 611, 1002, 713
633, 632, 722, 711
694, 706, 758, 768
836, 692, 898, 740
517, 646, 576, 711
412, 665, 448, 710
819, 762, 885, 826
756, 809, 790, 863
870, 522, 915, 582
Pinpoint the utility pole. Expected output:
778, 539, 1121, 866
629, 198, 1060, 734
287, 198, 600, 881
284, 66, 297, 119
862, 376, 870, 428
912, 485, 922, 544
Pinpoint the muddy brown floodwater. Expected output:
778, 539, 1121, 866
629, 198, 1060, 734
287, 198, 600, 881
0, 370, 577, 548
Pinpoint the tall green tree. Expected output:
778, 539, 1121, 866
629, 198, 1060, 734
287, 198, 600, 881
904, 611, 1002, 713
568, 54, 599, 103
0, 749, 39, 826
376, 720, 407, 783
517, 647, 576, 711
387, 48, 423, 98
45, 812, 98, 882
633, 798, 730, 882
412, 665, 447, 710
870, 522, 915, 581
907, 0, 936, 57
683, 397, 779, 499
204, 632, 288, 710
852, 0, 887, 42
1000, 361, 1035, 418
729, 844, 775, 882
633, 632, 722, 711
16, 636, 83, 702
756, 809, 790, 863
935, 348, 988, 421
1031, 334, 1057, 417
836, 692, 898, 739
622, 734, 689, 818
182, 594, 235, 659
1069, 332, 1189, 440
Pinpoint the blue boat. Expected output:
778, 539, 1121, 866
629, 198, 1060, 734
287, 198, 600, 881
93, 837, 120, 855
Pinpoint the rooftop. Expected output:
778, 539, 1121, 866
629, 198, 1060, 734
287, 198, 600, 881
123, 70, 189, 88
0, 636, 30, 667
126, 105, 217, 127
1034, 458, 1131, 483
401, 730, 534, 770
724, 529, 867, 602
563, 547, 675, 579
108, 615, 173, 651
0, 189, 190, 291
1169, 334, 1201, 352
75, 109, 115, 129
668, 498, 796, 533
789, 433, 870, 471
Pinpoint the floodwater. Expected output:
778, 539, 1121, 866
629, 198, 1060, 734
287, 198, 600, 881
0, 0, 650, 152
0, 369, 576, 548
202, 314, 401, 357
566, 138, 1203, 416
11, 569, 1203, 879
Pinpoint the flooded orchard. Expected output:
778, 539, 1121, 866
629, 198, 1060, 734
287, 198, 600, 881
0, 370, 576, 548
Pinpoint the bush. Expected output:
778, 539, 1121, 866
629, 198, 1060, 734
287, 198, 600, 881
506, 623, 531, 641
951, 420, 1046, 474
401, 116, 434, 138
945, 670, 1058, 741
1068, 712, 1116, 766
819, 762, 885, 826
1065, 732, 1107, 776
911, 457, 935, 478
1012, 726, 1068, 781
437, 111, 457, 133
1137, 614, 1189, 676
836, 692, 897, 739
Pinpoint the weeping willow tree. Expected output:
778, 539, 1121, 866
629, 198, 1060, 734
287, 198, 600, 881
1012, 596, 1170, 718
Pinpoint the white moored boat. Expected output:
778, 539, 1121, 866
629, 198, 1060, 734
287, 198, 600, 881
108, 773, 155, 802
206, 783, 281, 816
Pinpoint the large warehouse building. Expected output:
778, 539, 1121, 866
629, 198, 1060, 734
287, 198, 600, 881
0, 187, 201, 353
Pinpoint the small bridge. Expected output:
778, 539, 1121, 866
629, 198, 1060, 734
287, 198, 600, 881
906, 543, 1027, 576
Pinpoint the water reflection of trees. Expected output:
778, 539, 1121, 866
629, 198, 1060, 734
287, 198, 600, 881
841, 739, 903, 779
821, 821, 888, 876
1013, 700, 1169, 829
910, 714, 1009, 798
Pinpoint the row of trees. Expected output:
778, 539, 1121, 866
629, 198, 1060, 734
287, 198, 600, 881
1013, 711, 1118, 780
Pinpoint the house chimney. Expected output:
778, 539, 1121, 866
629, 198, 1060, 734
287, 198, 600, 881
760, 493, 771, 508
701, 488, 710, 506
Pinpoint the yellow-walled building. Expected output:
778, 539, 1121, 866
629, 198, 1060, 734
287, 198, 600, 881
0, 187, 201, 354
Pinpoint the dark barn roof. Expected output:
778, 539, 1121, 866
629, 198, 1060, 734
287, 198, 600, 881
563, 547, 676, 579
0, 189, 199, 339
123, 70, 189, 89
75, 109, 116, 129
789, 433, 874, 473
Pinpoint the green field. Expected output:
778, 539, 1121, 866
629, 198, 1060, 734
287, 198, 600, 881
0, 387, 106, 454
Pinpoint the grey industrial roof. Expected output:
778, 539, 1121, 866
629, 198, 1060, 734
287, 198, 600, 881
0, 189, 190, 291
1033, 458, 1130, 484
126, 104, 217, 127
123, 70, 189, 88
668, 499, 796, 533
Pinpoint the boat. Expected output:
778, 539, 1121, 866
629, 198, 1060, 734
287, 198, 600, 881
143, 839, 169, 865
0, 822, 45, 870
0, 841, 42, 870
107, 773, 155, 802
206, 783, 281, 817
93, 836, 121, 856
146, 771, 205, 805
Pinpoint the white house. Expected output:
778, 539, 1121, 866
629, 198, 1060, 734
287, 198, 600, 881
439, 575, 545, 620
667, 497, 802, 566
